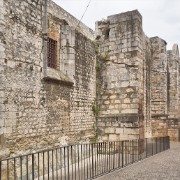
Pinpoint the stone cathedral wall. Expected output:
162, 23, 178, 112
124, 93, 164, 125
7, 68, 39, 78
0, 0, 96, 159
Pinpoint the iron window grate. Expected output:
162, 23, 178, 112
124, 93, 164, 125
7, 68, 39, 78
47, 38, 57, 69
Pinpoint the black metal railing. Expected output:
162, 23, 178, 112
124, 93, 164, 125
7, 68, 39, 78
0, 136, 170, 180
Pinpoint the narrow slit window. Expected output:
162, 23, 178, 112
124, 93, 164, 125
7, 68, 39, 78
48, 38, 57, 69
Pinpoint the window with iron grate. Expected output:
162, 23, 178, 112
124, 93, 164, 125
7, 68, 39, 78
47, 38, 57, 69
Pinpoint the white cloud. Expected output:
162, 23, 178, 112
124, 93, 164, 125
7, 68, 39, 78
53, 0, 180, 50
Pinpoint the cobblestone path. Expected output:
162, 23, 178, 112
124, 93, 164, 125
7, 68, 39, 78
96, 142, 180, 180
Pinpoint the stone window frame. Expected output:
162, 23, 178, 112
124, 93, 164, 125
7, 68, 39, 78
42, 15, 73, 85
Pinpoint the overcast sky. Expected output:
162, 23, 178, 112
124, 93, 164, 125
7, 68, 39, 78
53, 0, 180, 50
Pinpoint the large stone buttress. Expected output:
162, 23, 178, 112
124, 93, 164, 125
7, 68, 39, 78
95, 10, 145, 141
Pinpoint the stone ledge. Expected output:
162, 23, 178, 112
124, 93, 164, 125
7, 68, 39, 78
151, 114, 168, 120
43, 67, 74, 85
98, 113, 143, 123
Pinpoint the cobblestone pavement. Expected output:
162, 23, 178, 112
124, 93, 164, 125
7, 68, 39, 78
96, 142, 180, 180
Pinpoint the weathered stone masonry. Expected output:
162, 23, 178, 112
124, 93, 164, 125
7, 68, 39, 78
0, 0, 180, 158
0, 0, 96, 158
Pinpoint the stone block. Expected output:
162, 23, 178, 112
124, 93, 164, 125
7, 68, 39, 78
109, 110, 119, 114
101, 135, 109, 141
109, 134, 117, 141
109, 105, 114, 109
110, 95, 116, 99
121, 109, 138, 114
120, 82, 129, 87
120, 134, 129, 140
105, 127, 115, 134
97, 122, 106, 127
114, 100, 120, 103
124, 98, 131, 103
104, 101, 110, 105
116, 128, 124, 134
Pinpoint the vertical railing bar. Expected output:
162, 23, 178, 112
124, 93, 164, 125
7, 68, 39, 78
38, 153, 40, 180
80, 144, 82, 180
156, 137, 157, 154
77, 145, 80, 180
92, 143, 94, 178
84, 144, 86, 179
105, 142, 107, 172
104, 142, 106, 173
100, 142, 102, 173
87, 144, 91, 177
145, 138, 147, 158
48, 151, 49, 180
56, 149, 58, 180
74, 145, 77, 180
102, 142, 104, 173
160, 137, 161, 152
101, 142, 103, 173
32, 154, 34, 180
14, 158, 16, 180
133, 140, 134, 163
136, 140, 138, 162
109, 142, 111, 172
52, 150, 54, 180
71, 146, 73, 180
95, 143, 97, 177
43, 151, 45, 180
0, 161, 1, 180
130, 140, 132, 163
7, 159, 9, 180
60, 148, 62, 180
20, 157, 22, 180
95, 143, 97, 176
163, 137, 165, 151
132, 140, 134, 163
64, 147, 66, 180
137, 140, 139, 161
122, 141, 124, 168
113, 142, 115, 169
67, 146, 69, 180
26, 155, 29, 180
86, 144, 88, 179
125, 141, 127, 165
118, 141, 120, 168
128, 141, 130, 164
